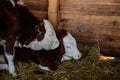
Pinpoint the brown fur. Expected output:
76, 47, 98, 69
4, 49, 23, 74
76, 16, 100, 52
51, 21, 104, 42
0, 0, 68, 71
0, 0, 46, 55
18, 21, 46, 45
0, 0, 20, 54
14, 29, 67, 70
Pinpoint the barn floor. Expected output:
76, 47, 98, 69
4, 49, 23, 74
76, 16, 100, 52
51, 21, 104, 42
0, 45, 120, 80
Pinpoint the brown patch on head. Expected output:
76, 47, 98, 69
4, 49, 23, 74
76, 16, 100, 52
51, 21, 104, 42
55, 29, 68, 61
35, 21, 46, 41
18, 21, 46, 45
56, 29, 68, 39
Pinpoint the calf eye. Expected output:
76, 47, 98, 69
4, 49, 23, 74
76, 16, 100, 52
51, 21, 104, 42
66, 46, 71, 48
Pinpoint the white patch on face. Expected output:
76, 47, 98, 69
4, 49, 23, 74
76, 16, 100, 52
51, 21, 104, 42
5, 53, 16, 76
0, 64, 8, 70
23, 19, 59, 50
61, 33, 82, 61
10, 0, 15, 7
38, 64, 50, 71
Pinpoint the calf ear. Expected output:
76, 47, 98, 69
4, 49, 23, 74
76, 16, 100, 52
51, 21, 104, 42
61, 29, 68, 37
61, 29, 67, 34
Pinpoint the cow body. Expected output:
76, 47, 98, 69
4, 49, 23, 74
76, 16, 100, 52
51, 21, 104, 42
0, 0, 21, 76
13, 29, 66, 71
0, 29, 82, 71
0, 0, 59, 76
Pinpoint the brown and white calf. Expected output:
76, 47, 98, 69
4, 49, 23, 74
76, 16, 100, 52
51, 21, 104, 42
0, 0, 59, 76
0, 0, 22, 76
17, 19, 59, 51
0, 29, 82, 71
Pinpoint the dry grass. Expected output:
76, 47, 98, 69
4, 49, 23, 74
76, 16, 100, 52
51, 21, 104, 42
0, 44, 120, 80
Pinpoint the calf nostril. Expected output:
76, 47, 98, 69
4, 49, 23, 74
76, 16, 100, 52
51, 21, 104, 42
78, 54, 81, 58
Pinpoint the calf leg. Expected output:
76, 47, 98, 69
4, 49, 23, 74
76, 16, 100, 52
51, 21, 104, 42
3, 39, 16, 76
38, 64, 50, 71
38, 62, 58, 71
0, 54, 8, 70
34, 57, 50, 71
0, 45, 6, 63
0, 54, 6, 63
5, 52, 16, 76
0, 39, 16, 76
0, 63, 8, 70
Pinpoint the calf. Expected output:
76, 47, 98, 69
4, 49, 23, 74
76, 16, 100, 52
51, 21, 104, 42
0, 1, 39, 76
0, 29, 82, 71
0, 0, 59, 76
17, 19, 59, 51
0, 0, 22, 76
13, 2, 59, 50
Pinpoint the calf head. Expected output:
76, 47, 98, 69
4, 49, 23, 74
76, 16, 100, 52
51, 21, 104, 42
61, 31, 82, 62
55, 29, 82, 62
43, 19, 60, 50
22, 19, 60, 50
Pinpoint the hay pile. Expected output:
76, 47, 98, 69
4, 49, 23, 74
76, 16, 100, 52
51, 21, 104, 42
0, 45, 120, 80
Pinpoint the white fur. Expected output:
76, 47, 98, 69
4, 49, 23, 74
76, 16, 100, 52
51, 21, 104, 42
38, 65, 50, 71
23, 19, 59, 50
5, 53, 16, 76
14, 40, 22, 48
0, 40, 6, 46
10, 0, 15, 7
61, 33, 82, 62
17, 0, 24, 5
0, 64, 8, 70
0, 40, 16, 76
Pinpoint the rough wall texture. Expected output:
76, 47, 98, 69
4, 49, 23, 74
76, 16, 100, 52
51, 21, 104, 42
58, 0, 120, 56
23, 0, 48, 20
